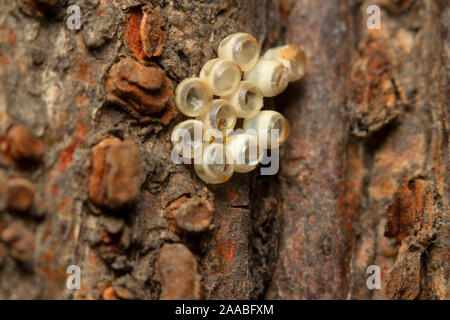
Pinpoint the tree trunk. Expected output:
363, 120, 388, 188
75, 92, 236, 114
0, 0, 447, 300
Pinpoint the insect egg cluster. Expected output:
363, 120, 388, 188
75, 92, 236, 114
172, 32, 306, 184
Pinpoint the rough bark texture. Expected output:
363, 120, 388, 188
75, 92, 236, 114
0, 0, 448, 300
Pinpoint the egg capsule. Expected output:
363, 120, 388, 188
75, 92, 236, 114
175, 78, 213, 117
218, 33, 260, 71
222, 81, 263, 118
244, 59, 289, 97
243, 110, 290, 149
171, 120, 204, 160
200, 58, 242, 96
263, 44, 306, 82
227, 133, 262, 173
196, 99, 237, 135
194, 142, 234, 184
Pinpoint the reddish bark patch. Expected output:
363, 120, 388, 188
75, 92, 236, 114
385, 178, 432, 242
56, 121, 87, 172
8, 28, 17, 46
219, 239, 236, 263
125, 8, 145, 60
75, 58, 95, 84
102, 286, 118, 300
125, 6, 166, 60
279, 0, 292, 20
76, 96, 88, 106
96, 0, 107, 17
0, 54, 10, 65
58, 139, 79, 172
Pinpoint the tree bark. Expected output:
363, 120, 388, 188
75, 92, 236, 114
0, 0, 447, 300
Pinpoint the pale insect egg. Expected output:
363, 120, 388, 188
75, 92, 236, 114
244, 59, 289, 97
194, 142, 234, 184
196, 99, 237, 135
227, 133, 262, 173
200, 58, 242, 96
222, 81, 263, 118
175, 78, 213, 117
218, 33, 260, 71
243, 110, 290, 149
263, 44, 306, 82
171, 120, 204, 159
